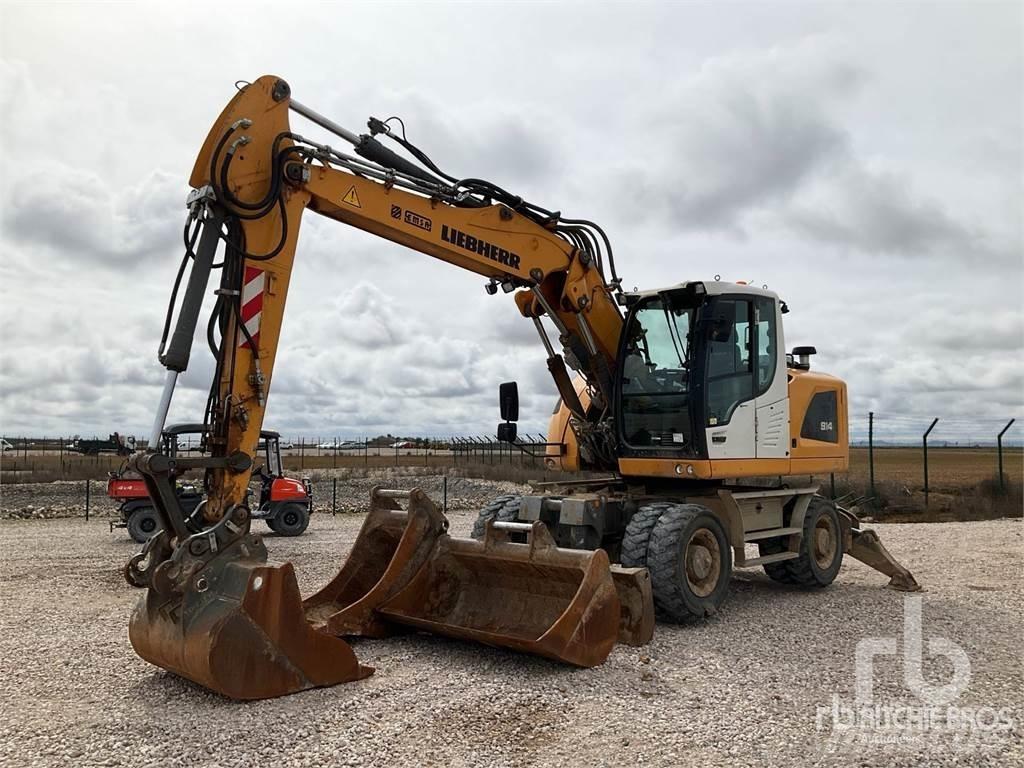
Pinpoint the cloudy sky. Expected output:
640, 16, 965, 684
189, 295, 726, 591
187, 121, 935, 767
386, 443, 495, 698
0, 2, 1021, 443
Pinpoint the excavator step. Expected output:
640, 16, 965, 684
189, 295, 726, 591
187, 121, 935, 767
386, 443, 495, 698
736, 551, 800, 567
743, 526, 802, 542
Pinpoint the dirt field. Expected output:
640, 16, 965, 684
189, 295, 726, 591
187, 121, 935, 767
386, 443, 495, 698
847, 447, 1022, 490
0, 506, 1020, 767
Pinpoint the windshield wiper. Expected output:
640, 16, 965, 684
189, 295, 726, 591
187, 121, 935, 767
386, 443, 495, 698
663, 308, 688, 367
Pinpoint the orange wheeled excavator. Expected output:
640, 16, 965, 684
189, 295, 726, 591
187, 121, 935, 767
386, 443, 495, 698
127, 75, 918, 700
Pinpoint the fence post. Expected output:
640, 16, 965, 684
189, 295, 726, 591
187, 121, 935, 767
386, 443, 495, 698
443, 475, 448, 513
332, 439, 337, 469
868, 412, 875, 497
923, 418, 939, 506
332, 477, 337, 516
300, 438, 305, 470
998, 419, 1015, 490
85, 479, 90, 522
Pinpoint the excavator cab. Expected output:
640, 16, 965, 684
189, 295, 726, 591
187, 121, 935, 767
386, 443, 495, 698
614, 281, 847, 480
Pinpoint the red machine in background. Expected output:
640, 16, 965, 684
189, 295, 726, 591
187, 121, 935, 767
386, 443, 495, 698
108, 424, 312, 543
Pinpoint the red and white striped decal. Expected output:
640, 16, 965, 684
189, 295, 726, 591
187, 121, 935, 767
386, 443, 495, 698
238, 266, 265, 349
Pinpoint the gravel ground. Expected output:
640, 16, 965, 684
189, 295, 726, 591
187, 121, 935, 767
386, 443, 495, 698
0, 504, 1020, 767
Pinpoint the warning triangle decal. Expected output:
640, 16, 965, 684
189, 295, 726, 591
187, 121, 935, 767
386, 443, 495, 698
342, 185, 362, 208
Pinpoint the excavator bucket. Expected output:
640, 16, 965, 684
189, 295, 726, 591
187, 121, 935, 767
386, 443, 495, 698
303, 487, 449, 637
376, 518, 624, 667
304, 487, 647, 665
127, 529, 373, 700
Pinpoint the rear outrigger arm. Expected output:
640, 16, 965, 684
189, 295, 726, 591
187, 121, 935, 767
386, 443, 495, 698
837, 508, 921, 592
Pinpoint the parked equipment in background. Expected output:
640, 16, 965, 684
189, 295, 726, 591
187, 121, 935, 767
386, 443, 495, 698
72, 433, 135, 456
109, 424, 311, 542
125, 76, 919, 700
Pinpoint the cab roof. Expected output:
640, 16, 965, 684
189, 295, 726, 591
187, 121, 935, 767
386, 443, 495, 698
624, 280, 781, 304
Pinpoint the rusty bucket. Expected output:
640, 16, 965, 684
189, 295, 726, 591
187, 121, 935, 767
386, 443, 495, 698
377, 519, 623, 667
303, 487, 449, 637
128, 530, 373, 700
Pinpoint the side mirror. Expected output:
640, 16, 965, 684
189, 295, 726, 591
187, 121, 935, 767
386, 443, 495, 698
499, 381, 519, 422
497, 381, 519, 443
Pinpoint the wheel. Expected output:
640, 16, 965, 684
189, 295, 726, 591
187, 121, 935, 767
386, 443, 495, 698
646, 504, 732, 621
471, 495, 521, 540
620, 502, 675, 568
272, 503, 310, 537
785, 497, 843, 587
127, 507, 162, 544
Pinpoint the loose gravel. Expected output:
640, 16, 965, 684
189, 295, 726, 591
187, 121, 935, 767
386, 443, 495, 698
0, 495, 1020, 767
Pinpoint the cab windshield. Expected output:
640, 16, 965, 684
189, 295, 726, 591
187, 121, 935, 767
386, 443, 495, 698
620, 297, 694, 449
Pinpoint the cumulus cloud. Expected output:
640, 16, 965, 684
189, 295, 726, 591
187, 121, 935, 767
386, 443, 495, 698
0, 5, 1020, 442
610, 40, 859, 231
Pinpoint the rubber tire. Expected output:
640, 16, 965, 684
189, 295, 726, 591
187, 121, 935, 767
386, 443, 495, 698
647, 504, 732, 621
471, 495, 522, 540
786, 497, 843, 587
620, 502, 674, 568
272, 503, 310, 537
127, 506, 162, 544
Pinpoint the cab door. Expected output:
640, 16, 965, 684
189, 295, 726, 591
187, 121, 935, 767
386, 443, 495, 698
753, 296, 789, 459
703, 297, 757, 459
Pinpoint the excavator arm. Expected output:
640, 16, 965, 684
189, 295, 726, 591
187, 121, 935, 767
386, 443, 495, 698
125, 76, 638, 699
150, 75, 621, 526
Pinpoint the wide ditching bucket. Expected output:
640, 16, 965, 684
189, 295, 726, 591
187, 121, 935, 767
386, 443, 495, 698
376, 518, 624, 667
305, 487, 649, 667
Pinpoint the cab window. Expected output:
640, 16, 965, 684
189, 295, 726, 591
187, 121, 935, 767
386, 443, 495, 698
755, 297, 776, 395
705, 298, 754, 425
620, 297, 693, 448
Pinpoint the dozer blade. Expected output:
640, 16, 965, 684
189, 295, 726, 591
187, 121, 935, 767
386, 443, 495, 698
377, 519, 624, 667
127, 524, 372, 700
838, 508, 922, 592
303, 487, 449, 637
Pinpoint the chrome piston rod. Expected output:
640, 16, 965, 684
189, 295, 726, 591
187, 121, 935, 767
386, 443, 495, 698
149, 370, 178, 449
